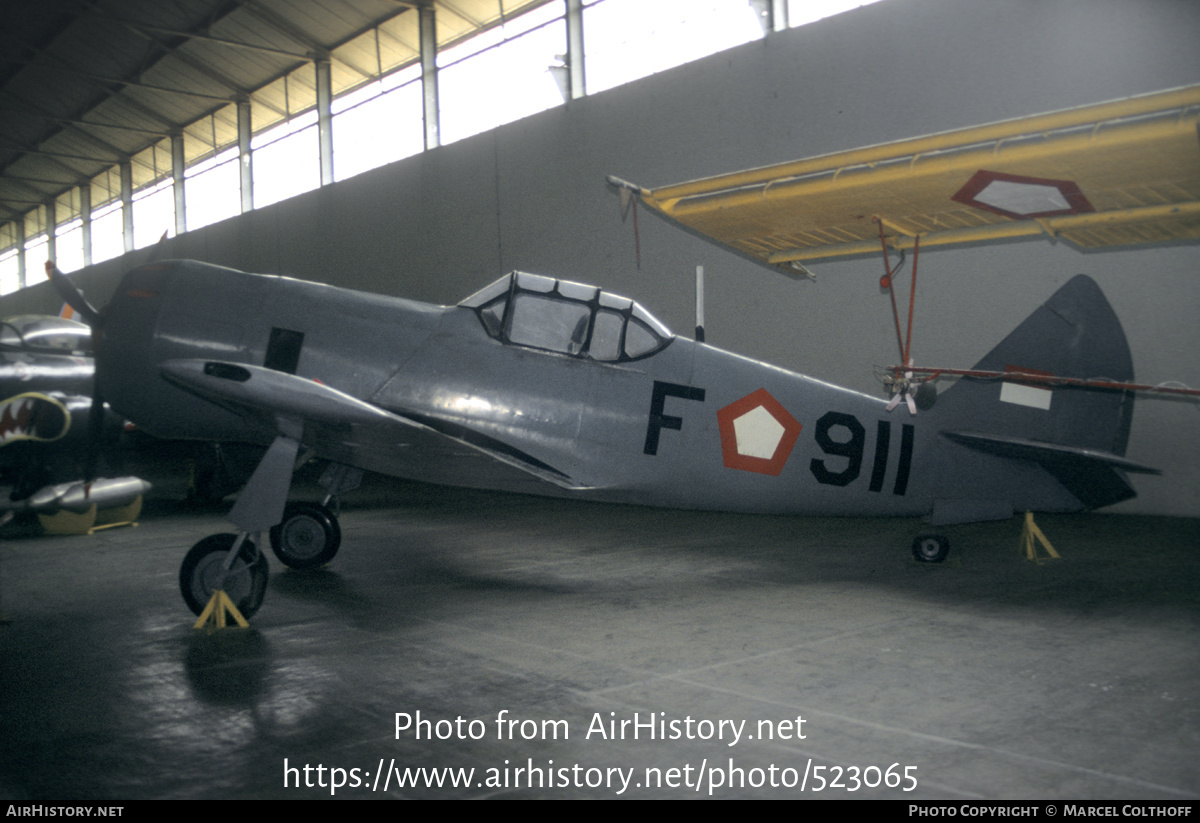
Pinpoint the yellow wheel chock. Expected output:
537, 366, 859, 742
1019, 511, 1060, 564
193, 589, 249, 630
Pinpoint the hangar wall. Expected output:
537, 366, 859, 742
4, 0, 1198, 515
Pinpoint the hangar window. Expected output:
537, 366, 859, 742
23, 235, 48, 282
185, 148, 240, 231
439, 3, 566, 144
461, 271, 672, 362
132, 179, 175, 250
254, 113, 320, 209
334, 68, 424, 181
0, 251, 16, 295
89, 202, 125, 265
55, 220, 84, 274
583, 0, 764, 94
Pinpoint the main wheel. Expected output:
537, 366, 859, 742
180, 533, 269, 617
269, 501, 341, 569
912, 534, 950, 563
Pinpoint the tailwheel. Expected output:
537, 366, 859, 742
911, 533, 950, 563
180, 533, 269, 617
269, 501, 341, 569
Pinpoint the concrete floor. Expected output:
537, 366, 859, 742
1, 475, 1197, 800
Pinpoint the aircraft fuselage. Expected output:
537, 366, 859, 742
96, 260, 1087, 521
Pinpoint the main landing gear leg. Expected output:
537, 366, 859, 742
179, 432, 301, 623
319, 462, 362, 516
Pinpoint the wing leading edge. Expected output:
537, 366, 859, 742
159, 359, 591, 495
610, 84, 1200, 272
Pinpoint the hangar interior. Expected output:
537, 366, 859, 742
0, 0, 1197, 800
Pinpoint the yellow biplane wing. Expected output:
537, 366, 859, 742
608, 85, 1200, 274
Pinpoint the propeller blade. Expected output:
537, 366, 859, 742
46, 262, 102, 327
45, 261, 111, 478
84, 391, 107, 482
903, 367, 917, 415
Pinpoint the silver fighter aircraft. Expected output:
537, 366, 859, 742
53, 259, 1154, 617
0, 313, 150, 524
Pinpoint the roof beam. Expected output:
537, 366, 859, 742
239, 0, 331, 60
12, 59, 237, 103
123, 28, 291, 123
0, 173, 88, 188
238, 0, 383, 81
0, 136, 122, 165
0, 0, 250, 238
438, 1, 486, 29
5, 174, 58, 198
0, 103, 171, 138
92, 13, 316, 60
0, 139, 104, 184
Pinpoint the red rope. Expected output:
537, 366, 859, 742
904, 234, 920, 365
633, 198, 641, 270
877, 220, 905, 364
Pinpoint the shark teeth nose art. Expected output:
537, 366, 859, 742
0, 393, 70, 445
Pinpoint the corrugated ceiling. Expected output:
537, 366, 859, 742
0, 0, 549, 245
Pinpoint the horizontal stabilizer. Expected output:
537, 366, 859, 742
942, 429, 1159, 509
942, 430, 1160, 474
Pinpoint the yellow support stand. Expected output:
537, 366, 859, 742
38, 504, 97, 535
95, 495, 143, 530
1019, 511, 1060, 563
38, 496, 144, 536
193, 590, 249, 630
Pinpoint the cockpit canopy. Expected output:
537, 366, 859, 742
0, 315, 93, 355
460, 272, 673, 362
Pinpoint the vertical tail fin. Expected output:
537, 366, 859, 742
936, 275, 1151, 509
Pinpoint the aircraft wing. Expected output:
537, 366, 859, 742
159, 359, 590, 494
609, 84, 1200, 273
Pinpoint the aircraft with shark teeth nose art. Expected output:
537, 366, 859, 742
0, 313, 150, 526
1, 313, 105, 494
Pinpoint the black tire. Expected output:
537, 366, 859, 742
180, 533, 269, 617
269, 501, 341, 569
912, 534, 950, 563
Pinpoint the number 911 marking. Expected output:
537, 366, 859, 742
809, 412, 913, 496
